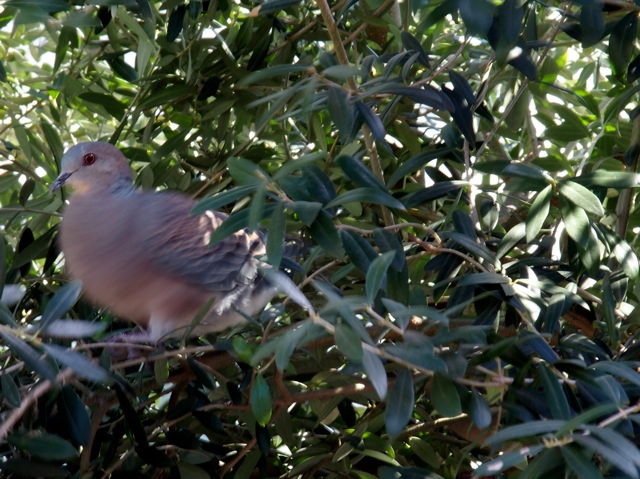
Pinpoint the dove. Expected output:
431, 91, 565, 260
50, 141, 305, 342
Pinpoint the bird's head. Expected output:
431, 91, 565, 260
50, 142, 134, 195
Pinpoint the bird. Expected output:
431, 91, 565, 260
50, 141, 305, 343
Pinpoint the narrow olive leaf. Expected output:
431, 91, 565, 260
538, 364, 571, 420
166, 4, 185, 41
558, 180, 604, 216
42, 319, 108, 339
335, 155, 386, 191
7, 433, 78, 461
584, 425, 640, 468
448, 71, 476, 106
526, 184, 553, 242
237, 63, 310, 85
1, 373, 21, 408
459, 0, 495, 35
444, 232, 498, 266
503, 162, 549, 181
251, 373, 273, 426
362, 349, 387, 400
42, 344, 111, 383
474, 445, 546, 476
609, 12, 638, 81
187, 357, 215, 389
592, 361, 640, 387
403, 180, 467, 207
497, 222, 526, 259
381, 86, 455, 111
442, 86, 475, 144
325, 187, 406, 210
400, 31, 430, 67
0, 301, 17, 328
469, 389, 492, 429
580, 2, 605, 48
106, 57, 138, 82
561, 445, 605, 479
602, 276, 617, 344
576, 170, 640, 188
266, 202, 285, 269
327, 88, 355, 142
372, 228, 405, 271
457, 272, 509, 287
334, 322, 363, 362
385, 369, 415, 439
560, 198, 590, 250
341, 229, 377, 274
0, 330, 57, 381
355, 101, 389, 149
387, 147, 455, 186
431, 374, 461, 417
571, 434, 639, 479
39, 281, 83, 331
366, 251, 396, 302
290, 201, 322, 226
227, 157, 270, 185
308, 210, 344, 258
58, 386, 91, 447
484, 420, 566, 446
192, 185, 257, 214
555, 403, 619, 437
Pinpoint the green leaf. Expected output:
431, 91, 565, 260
355, 101, 388, 148
538, 363, 572, 420
497, 222, 525, 259
459, 0, 495, 36
484, 420, 565, 446
469, 389, 491, 429
39, 281, 83, 331
385, 369, 415, 439
308, 210, 344, 258
431, 374, 461, 417
457, 272, 510, 287
227, 157, 269, 185
0, 330, 57, 381
327, 89, 355, 143
139, 84, 192, 109
209, 204, 276, 246
335, 322, 363, 362
1, 373, 20, 408
526, 184, 552, 242
558, 180, 604, 216
326, 187, 406, 210
387, 147, 456, 186
238, 64, 311, 86
42, 343, 112, 383
251, 373, 272, 426
365, 251, 396, 302
335, 155, 386, 191
192, 185, 258, 214
362, 349, 387, 400
444, 232, 498, 266
403, 180, 467, 207
561, 444, 605, 479
290, 201, 323, 226
609, 12, 638, 82
266, 202, 285, 268
474, 445, 546, 476
503, 162, 550, 181
58, 386, 91, 447
341, 229, 377, 274
574, 170, 640, 188
8, 432, 78, 461
560, 197, 590, 250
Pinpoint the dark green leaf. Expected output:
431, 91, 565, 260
388, 147, 456, 186
469, 389, 492, 429
58, 386, 91, 447
538, 363, 572, 420
251, 374, 272, 426
290, 201, 323, 226
558, 180, 604, 216
308, 210, 344, 258
8, 432, 78, 461
609, 12, 638, 82
166, 4, 185, 42
381, 86, 455, 112
431, 374, 461, 417
574, 170, 640, 188
327, 88, 355, 143
335, 155, 386, 191
400, 31, 430, 67
366, 251, 396, 301
42, 343, 112, 383
192, 185, 258, 214
526, 184, 552, 242
39, 281, 82, 331
474, 445, 546, 476
561, 444, 605, 479
560, 197, 590, 250
403, 180, 467, 207
0, 330, 57, 381
341, 229, 377, 274
362, 349, 387, 400
267, 202, 285, 268
326, 187, 405, 210
385, 369, 415, 438
355, 101, 388, 148
457, 272, 509, 286
1, 373, 20, 408
335, 322, 363, 362
459, 0, 495, 36
579, 2, 605, 47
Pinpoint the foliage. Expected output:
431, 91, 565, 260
2, 0, 640, 477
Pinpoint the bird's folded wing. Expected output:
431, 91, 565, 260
135, 192, 264, 294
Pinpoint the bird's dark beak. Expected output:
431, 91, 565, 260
49, 172, 72, 193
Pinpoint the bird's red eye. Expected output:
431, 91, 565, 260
83, 153, 96, 165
